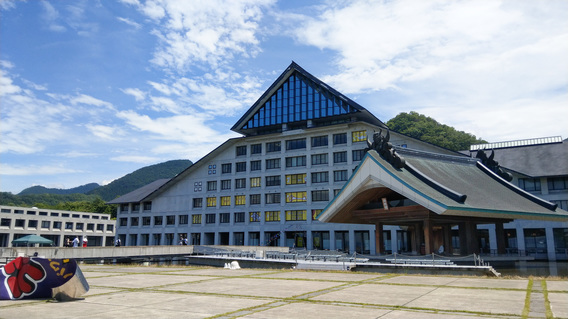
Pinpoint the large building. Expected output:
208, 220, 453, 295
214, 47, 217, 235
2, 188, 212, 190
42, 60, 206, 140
110, 62, 568, 260
0, 205, 116, 247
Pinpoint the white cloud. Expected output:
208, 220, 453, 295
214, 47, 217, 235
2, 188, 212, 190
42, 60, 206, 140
121, 88, 147, 101
40, 0, 66, 32
70, 93, 115, 110
85, 124, 123, 141
291, 0, 568, 141
0, 163, 82, 176
131, 0, 275, 73
117, 16, 142, 29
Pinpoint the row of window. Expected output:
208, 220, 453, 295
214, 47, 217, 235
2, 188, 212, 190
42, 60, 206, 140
0, 218, 114, 231
119, 209, 324, 228
211, 150, 365, 178
235, 132, 366, 157
518, 177, 568, 192
192, 189, 339, 208
202, 170, 350, 194
0, 208, 110, 220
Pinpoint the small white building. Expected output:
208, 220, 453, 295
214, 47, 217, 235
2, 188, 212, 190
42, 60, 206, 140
0, 205, 116, 247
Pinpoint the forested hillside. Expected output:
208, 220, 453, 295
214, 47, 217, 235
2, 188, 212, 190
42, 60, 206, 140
387, 111, 487, 151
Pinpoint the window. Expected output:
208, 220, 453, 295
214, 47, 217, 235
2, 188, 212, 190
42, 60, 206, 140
333, 133, 347, 145
154, 216, 163, 225
249, 212, 261, 222
206, 214, 216, 224
234, 212, 245, 223
220, 213, 230, 223
286, 156, 306, 167
311, 153, 328, 165
179, 215, 188, 225
311, 171, 329, 183
236, 162, 246, 172
333, 151, 347, 163
53, 221, 62, 229
107, 224, 114, 232
64, 221, 73, 229
266, 158, 281, 169
41, 220, 50, 228
311, 135, 328, 147
119, 218, 127, 227
1, 208, 11, 213
207, 197, 217, 207
352, 130, 367, 142
266, 141, 281, 153
334, 170, 348, 182
207, 181, 217, 191
265, 211, 280, 222
193, 198, 203, 208
28, 220, 38, 228
143, 217, 151, 226
236, 145, 247, 156
251, 143, 262, 154
286, 173, 306, 185
97, 224, 104, 231
286, 191, 307, 203
166, 215, 175, 225
221, 196, 231, 206
27, 210, 36, 215
235, 195, 246, 206
219, 179, 230, 190
132, 204, 140, 212
192, 214, 202, 224
143, 202, 152, 211
14, 209, 24, 214
1, 218, 11, 227
235, 178, 246, 189
286, 210, 307, 221
548, 177, 568, 191
194, 181, 203, 191
265, 193, 281, 204
519, 178, 541, 192
266, 175, 281, 186
286, 138, 306, 150
250, 160, 261, 171
551, 200, 568, 210
312, 190, 330, 202
250, 177, 261, 188
222, 163, 232, 174
352, 149, 366, 161
250, 194, 261, 205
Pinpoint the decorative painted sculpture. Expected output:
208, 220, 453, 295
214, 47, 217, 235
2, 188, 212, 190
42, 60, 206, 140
1, 257, 89, 301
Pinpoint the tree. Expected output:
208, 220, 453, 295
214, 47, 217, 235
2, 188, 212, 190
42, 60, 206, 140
387, 111, 487, 151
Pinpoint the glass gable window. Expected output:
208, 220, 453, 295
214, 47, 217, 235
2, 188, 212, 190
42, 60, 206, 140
311, 136, 328, 147
242, 73, 359, 130
519, 178, 541, 192
236, 146, 247, 156
266, 141, 281, 152
333, 133, 347, 145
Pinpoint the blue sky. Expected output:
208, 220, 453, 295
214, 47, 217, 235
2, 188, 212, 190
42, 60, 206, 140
1, 0, 567, 194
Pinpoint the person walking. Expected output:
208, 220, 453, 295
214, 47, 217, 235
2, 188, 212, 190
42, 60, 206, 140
82, 236, 88, 247
72, 236, 79, 248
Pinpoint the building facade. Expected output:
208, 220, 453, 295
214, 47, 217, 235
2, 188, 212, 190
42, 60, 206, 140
112, 62, 567, 260
0, 205, 116, 247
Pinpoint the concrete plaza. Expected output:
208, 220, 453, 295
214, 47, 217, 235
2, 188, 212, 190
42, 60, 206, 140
1, 264, 566, 318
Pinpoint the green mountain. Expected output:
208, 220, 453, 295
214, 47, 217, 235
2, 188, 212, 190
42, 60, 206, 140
3, 159, 192, 207
18, 183, 101, 196
88, 159, 192, 201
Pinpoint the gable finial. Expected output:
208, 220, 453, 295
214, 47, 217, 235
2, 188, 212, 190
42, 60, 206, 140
476, 149, 513, 182
365, 129, 405, 169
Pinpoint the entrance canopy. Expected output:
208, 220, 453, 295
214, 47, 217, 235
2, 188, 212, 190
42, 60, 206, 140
319, 148, 568, 225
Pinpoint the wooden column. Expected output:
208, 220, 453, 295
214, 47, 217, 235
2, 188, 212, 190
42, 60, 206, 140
375, 223, 383, 255
423, 219, 434, 255
458, 222, 467, 256
465, 221, 479, 254
442, 225, 452, 255
495, 222, 506, 255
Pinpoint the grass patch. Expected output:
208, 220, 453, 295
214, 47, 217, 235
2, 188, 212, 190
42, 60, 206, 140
521, 278, 533, 319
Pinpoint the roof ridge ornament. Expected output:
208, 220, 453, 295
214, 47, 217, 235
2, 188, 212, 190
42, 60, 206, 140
475, 149, 513, 182
366, 129, 405, 169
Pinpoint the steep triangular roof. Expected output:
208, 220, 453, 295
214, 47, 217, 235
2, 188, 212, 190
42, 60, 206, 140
231, 61, 386, 136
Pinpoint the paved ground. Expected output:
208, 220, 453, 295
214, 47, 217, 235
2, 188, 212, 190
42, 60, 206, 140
1, 264, 567, 319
